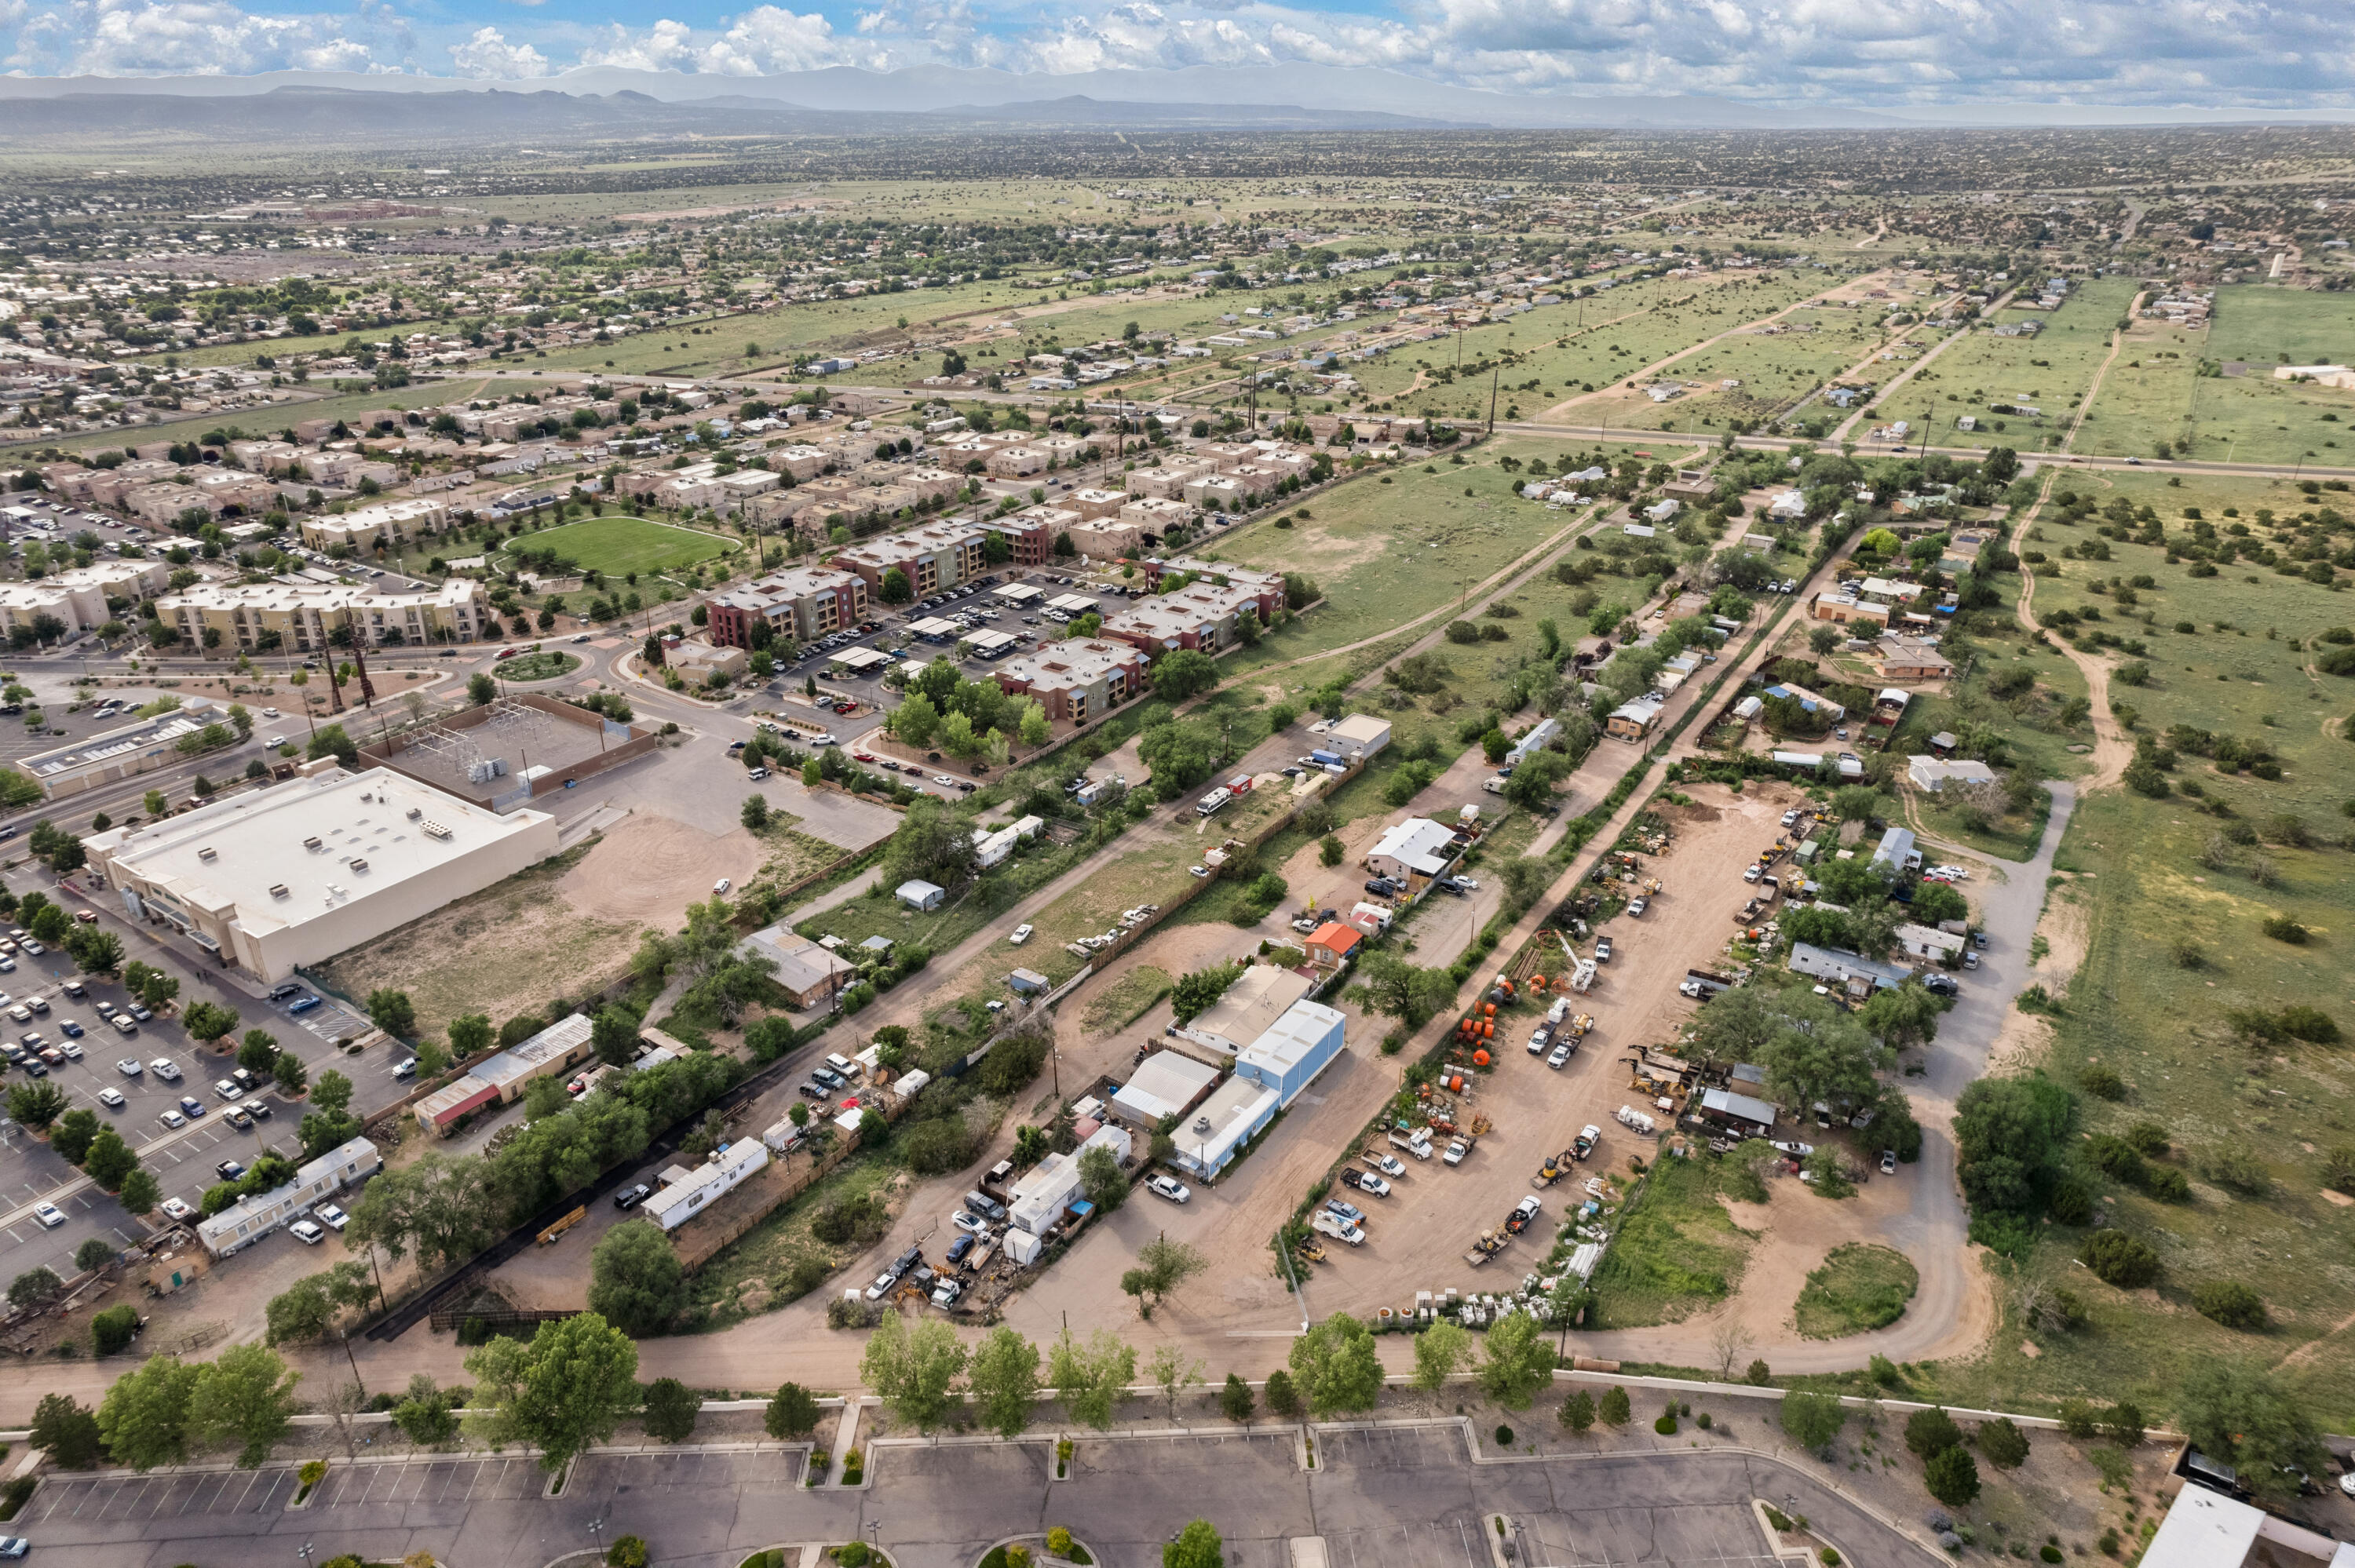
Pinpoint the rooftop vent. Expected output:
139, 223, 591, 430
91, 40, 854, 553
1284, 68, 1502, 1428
404, 807, 422, 821
268, 884, 288, 899
419, 820, 453, 841
349, 858, 369, 873
196, 846, 217, 861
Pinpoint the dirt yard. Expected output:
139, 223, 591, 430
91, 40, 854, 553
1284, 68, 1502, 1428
560, 812, 763, 926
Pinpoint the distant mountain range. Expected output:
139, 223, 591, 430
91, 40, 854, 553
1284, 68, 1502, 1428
0, 64, 1911, 137
3, 65, 2349, 142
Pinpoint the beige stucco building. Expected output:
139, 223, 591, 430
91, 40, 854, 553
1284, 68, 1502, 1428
160, 578, 488, 654
83, 764, 558, 983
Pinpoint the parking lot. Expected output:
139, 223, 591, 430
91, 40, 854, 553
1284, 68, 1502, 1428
0, 888, 409, 1282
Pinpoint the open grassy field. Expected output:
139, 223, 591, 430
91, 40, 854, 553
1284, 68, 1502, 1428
1347, 270, 1836, 419
1604, 311, 1890, 432
2076, 285, 2355, 465
1916, 530, 2355, 1428
1206, 438, 1605, 677
508, 514, 740, 577
2207, 283, 2355, 366
1906, 276, 2141, 454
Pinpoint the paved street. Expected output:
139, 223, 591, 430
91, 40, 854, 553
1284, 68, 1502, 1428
7, 1422, 1934, 1568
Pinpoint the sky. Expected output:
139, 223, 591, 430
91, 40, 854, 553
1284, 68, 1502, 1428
2, 0, 2353, 114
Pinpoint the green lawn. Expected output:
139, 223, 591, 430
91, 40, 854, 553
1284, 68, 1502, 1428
507, 515, 739, 577
1793, 1243, 1919, 1338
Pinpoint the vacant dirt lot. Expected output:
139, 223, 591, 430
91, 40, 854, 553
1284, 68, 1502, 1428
562, 812, 761, 926
318, 841, 644, 1040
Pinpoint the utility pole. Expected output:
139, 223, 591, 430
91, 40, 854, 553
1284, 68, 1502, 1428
1488, 364, 1500, 436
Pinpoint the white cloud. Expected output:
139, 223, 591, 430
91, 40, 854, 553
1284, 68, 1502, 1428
3, 0, 2353, 108
447, 23, 548, 76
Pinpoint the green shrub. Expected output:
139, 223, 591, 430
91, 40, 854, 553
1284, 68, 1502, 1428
2193, 1279, 2268, 1330
2082, 1231, 2161, 1289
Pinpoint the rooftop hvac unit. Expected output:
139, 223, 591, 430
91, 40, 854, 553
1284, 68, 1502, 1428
405, 807, 422, 820
197, 846, 217, 861
349, 858, 369, 873
268, 884, 288, 899
420, 820, 453, 841
360, 792, 374, 802
303, 836, 323, 851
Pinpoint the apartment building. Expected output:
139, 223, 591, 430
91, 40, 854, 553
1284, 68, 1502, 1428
829, 521, 987, 600
980, 512, 1052, 566
0, 560, 170, 637
298, 497, 449, 552
1099, 575, 1283, 657
707, 566, 870, 647
161, 578, 488, 653
993, 639, 1148, 725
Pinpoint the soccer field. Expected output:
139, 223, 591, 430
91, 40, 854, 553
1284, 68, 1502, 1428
513, 516, 740, 577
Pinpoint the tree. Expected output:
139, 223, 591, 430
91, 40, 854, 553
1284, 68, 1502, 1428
765, 1381, 821, 1441
1049, 1327, 1136, 1431
30, 1392, 103, 1468
367, 989, 418, 1038
272, 1050, 309, 1096
312, 1069, 353, 1115
879, 567, 914, 605
68, 1235, 111, 1276
118, 1168, 162, 1216
1977, 1416, 2031, 1470
349, 1152, 501, 1274
1598, 1386, 1632, 1427
237, 1030, 281, 1077
1288, 1313, 1384, 1417
587, 1220, 685, 1336
449, 1012, 495, 1060
1904, 1406, 1963, 1458
469, 1311, 640, 1473
266, 1266, 369, 1347
1780, 1390, 1847, 1451
966, 1326, 1041, 1437
90, 1303, 140, 1356
469, 672, 496, 705
1019, 702, 1051, 748
1148, 1343, 1204, 1419
52, 1107, 99, 1165
861, 1313, 968, 1431
84, 1129, 139, 1191
67, 926, 124, 975
2177, 1363, 2328, 1501
641, 1377, 700, 1443
181, 1000, 239, 1045
1170, 961, 1243, 1024
1475, 1311, 1558, 1409
392, 1374, 461, 1447
97, 1354, 202, 1471
1923, 1445, 1981, 1508
1119, 1234, 1207, 1318
1220, 1372, 1255, 1424
188, 1343, 301, 1467
1412, 1318, 1473, 1391
1561, 1387, 1595, 1435
1150, 647, 1220, 702
132, 964, 179, 1013
7, 1081, 67, 1129
590, 1006, 638, 1070
1078, 1143, 1126, 1212
1165, 1520, 1225, 1568
7, 1266, 61, 1312
741, 793, 770, 830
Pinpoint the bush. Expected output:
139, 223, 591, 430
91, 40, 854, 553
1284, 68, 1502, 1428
2078, 1065, 2126, 1100
607, 1537, 650, 1568
1904, 1406, 1964, 1459
2193, 1279, 2269, 1330
2196, 1145, 2270, 1194
1654, 1414, 1678, 1435
1977, 1416, 2031, 1469
2261, 914, 2309, 943
2145, 1167, 2191, 1202
1924, 1445, 1982, 1508
89, 1304, 139, 1356
1745, 1358, 1771, 1386
2082, 1231, 2162, 1289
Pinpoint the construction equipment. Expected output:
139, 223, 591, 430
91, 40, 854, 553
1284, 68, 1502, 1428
1463, 1229, 1507, 1267
1565, 1012, 1596, 1039
1534, 1150, 1571, 1187
537, 1205, 586, 1246
1293, 1238, 1327, 1265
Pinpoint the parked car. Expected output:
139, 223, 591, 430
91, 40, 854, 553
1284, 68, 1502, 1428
951, 1209, 989, 1235
614, 1183, 653, 1211
1009, 924, 1034, 946
1594, 936, 1614, 962
286, 994, 323, 1013
1146, 1174, 1192, 1204
290, 1220, 325, 1245
215, 1159, 246, 1182
1880, 1148, 1899, 1176
1546, 1041, 1573, 1070
1324, 1196, 1366, 1225
160, 1197, 195, 1221
97, 1087, 125, 1110
241, 1099, 272, 1121
32, 1202, 64, 1229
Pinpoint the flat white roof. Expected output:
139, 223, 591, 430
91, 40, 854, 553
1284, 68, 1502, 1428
1111, 1051, 1221, 1124
993, 583, 1045, 602
1185, 965, 1313, 1052
87, 768, 551, 941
